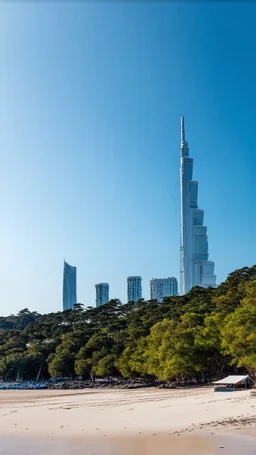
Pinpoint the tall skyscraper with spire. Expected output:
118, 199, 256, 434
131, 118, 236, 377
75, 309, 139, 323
180, 117, 216, 295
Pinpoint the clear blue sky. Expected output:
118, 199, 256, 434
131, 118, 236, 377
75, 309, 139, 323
1, 2, 256, 315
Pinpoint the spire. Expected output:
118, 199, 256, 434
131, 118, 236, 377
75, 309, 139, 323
181, 116, 185, 145
180, 115, 189, 157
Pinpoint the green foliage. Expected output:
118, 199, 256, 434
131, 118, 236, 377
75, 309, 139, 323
221, 280, 256, 381
92, 354, 117, 378
0, 309, 39, 331
48, 351, 74, 378
116, 338, 149, 378
0, 266, 256, 383
146, 318, 200, 380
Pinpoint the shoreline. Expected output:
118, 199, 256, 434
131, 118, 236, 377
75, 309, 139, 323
0, 432, 255, 455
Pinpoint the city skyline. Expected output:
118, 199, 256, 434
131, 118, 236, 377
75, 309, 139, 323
73, 273, 180, 308
91, 275, 179, 308
64, 117, 218, 309
180, 117, 216, 295
2, 3, 256, 315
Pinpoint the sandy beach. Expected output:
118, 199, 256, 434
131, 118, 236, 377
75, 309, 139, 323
0, 387, 255, 454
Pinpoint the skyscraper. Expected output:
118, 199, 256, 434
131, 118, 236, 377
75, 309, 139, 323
127, 276, 142, 302
63, 261, 77, 310
95, 283, 109, 307
180, 117, 216, 295
150, 277, 178, 302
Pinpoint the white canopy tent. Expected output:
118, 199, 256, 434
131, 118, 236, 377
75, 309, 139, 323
213, 375, 250, 392
213, 375, 248, 385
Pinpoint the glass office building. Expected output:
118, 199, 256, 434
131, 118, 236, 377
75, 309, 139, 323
63, 261, 77, 310
150, 277, 178, 302
95, 283, 109, 307
127, 276, 142, 302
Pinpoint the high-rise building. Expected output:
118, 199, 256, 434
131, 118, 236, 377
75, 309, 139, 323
127, 276, 142, 302
150, 277, 178, 302
180, 117, 216, 295
95, 283, 109, 307
63, 261, 77, 310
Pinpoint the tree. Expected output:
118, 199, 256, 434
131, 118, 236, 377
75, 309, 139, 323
27, 340, 57, 380
221, 280, 256, 382
74, 355, 91, 379
92, 354, 117, 379
48, 329, 90, 378
48, 351, 74, 378
116, 338, 148, 378
194, 314, 229, 380
146, 315, 212, 382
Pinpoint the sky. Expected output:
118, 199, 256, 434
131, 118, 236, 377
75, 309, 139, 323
1, 1, 256, 315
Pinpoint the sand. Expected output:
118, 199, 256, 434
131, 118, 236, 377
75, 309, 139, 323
0, 387, 255, 454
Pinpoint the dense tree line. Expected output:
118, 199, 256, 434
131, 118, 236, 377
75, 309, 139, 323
0, 266, 256, 384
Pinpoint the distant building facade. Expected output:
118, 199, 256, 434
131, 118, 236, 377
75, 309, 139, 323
63, 261, 77, 310
95, 283, 109, 307
150, 277, 178, 302
127, 276, 142, 302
